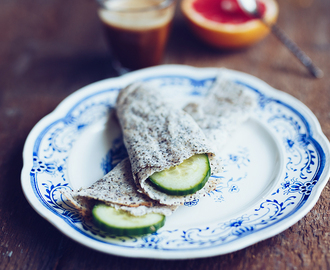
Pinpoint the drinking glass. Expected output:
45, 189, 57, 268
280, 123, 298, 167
97, 0, 176, 74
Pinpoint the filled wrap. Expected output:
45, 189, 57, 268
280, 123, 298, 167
115, 82, 222, 205
62, 75, 255, 219
62, 158, 177, 217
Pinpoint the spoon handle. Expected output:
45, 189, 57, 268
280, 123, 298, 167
264, 21, 323, 78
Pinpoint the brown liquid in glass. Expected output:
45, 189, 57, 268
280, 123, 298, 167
101, 17, 171, 70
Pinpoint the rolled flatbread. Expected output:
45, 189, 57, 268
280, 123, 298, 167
62, 158, 177, 217
115, 82, 223, 205
184, 76, 256, 154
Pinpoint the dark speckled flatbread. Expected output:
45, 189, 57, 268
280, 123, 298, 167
116, 82, 222, 205
184, 76, 256, 155
62, 158, 177, 217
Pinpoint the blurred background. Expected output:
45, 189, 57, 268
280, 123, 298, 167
1, 0, 329, 145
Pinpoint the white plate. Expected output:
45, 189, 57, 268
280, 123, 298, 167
21, 65, 330, 259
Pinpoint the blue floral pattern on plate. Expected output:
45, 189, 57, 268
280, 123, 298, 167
21, 66, 330, 259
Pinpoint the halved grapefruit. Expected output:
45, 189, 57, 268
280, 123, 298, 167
181, 0, 279, 49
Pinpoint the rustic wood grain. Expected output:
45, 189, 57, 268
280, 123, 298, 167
0, 0, 329, 269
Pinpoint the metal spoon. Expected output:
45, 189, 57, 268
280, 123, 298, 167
237, 0, 323, 78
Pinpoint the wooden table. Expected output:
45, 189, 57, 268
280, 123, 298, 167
1, 0, 329, 269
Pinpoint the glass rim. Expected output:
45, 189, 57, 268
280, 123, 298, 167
97, 0, 176, 12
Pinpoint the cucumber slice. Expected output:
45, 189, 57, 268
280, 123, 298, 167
149, 154, 211, 196
92, 204, 165, 236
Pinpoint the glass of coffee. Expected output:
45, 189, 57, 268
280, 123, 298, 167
97, 0, 176, 74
